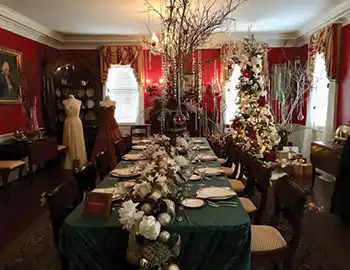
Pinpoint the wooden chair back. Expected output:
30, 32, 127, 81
122, 135, 132, 152
130, 125, 148, 138
28, 137, 58, 171
114, 139, 127, 163
249, 159, 272, 224
44, 180, 80, 247
73, 162, 96, 200
274, 176, 307, 251
43, 180, 80, 270
95, 150, 109, 181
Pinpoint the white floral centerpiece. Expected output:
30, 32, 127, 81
118, 137, 182, 269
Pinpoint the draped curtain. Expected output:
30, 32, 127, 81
99, 45, 143, 83
308, 23, 342, 82
302, 23, 342, 168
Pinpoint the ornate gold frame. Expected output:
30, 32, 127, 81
0, 46, 22, 104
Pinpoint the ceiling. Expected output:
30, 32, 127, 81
0, 0, 346, 35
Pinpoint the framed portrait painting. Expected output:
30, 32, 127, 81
0, 46, 22, 104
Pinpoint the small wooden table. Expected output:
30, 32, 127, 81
310, 141, 343, 189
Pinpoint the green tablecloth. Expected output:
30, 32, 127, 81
60, 138, 251, 270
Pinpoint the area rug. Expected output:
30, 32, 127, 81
0, 206, 342, 270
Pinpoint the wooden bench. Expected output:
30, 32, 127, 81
0, 160, 26, 187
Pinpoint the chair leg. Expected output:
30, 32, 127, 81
18, 165, 25, 178
60, 255, 69, 270
283, 259, 292, 270
1, 169, 10, 188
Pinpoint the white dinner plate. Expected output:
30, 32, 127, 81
196, 187, 236, 200
110, 168, 139, 178
182, 198, 206, 208
189, 174, 201, 181
132, 145, 147, 150
197, 167, 224, 176
193, 139, 204, 144
200, 155, 218, 161
122, 154, 144, 161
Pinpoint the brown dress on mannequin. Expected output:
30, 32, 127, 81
92, 106, 122, 168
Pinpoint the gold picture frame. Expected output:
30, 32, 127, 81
0, 46, 22, 104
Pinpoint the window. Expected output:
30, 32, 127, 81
224, 64, 241, 125
309, 53, 330, 129
106, 65, 140, 124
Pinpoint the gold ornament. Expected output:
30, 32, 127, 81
141, 203, 153, 214
165, 263, 180, 270
159, 231, 171, 242
158, 213, 172, 227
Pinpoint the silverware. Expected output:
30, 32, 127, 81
207, 200, 237, 207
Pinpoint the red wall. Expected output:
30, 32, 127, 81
0, 28, 57, 134
337, 24, 350, 126
143, 49, 221, 109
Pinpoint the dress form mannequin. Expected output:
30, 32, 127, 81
100, 95, 116, 107
92, 95, 121, 169
62, 94, 87, 169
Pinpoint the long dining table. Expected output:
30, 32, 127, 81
60, 138, 251, 270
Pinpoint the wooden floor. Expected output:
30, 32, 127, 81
0, 168, 71, 251
0, 169, 349, 269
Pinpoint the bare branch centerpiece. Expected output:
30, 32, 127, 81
143, 0, 246, 134
270, 56, 311, 148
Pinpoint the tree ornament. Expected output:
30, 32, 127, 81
141, 203, 153, 214
158, 213, 172, 227
159, 231, 171, 242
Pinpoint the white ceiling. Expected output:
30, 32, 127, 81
0, 0, 346, 35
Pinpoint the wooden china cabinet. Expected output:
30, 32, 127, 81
41, 59, 102, 159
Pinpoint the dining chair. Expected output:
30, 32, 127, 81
251, 176, 307, 270
73, 162, 97, 201
122, 135, 132, 152
247, 158, 272, 224
95, 150, 109, 182
28, 137, 59, 173
42, 180, 81, 270
114, 139, 127, 163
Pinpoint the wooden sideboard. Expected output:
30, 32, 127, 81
310, 141, 343, 189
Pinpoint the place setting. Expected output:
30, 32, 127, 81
109, 166, 140, 178
122, 153, 145, 161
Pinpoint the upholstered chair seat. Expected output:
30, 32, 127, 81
229, 179, 245, 193
251, 225, 287, 252
239, 197, 257, 213
0, 160, 25, 170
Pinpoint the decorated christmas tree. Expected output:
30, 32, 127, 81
231, 34, 278, 157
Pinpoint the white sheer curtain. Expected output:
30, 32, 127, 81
224, 64, 241, 125
302, 53, 335, 181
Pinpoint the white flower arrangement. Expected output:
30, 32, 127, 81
139, 215, 161, 240
133, 182, 152, 199
119, 200, 145, 234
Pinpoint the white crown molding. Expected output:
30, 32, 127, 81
0, 4, 64, 49
297, 0, 350, 44
1, 1, 350, 50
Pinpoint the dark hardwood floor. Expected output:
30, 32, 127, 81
0, 168, 71, 251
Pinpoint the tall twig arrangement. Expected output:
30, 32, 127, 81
143, 0, 246, 90
270, 60, 313, 128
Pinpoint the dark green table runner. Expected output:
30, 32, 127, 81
60, 138, 251, 270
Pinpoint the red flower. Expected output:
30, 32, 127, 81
242, 70, 252, 79
264, 114, 272, 119
249, 130, 257, 139
258, 95, 267, 107
231, 117, 240, 129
